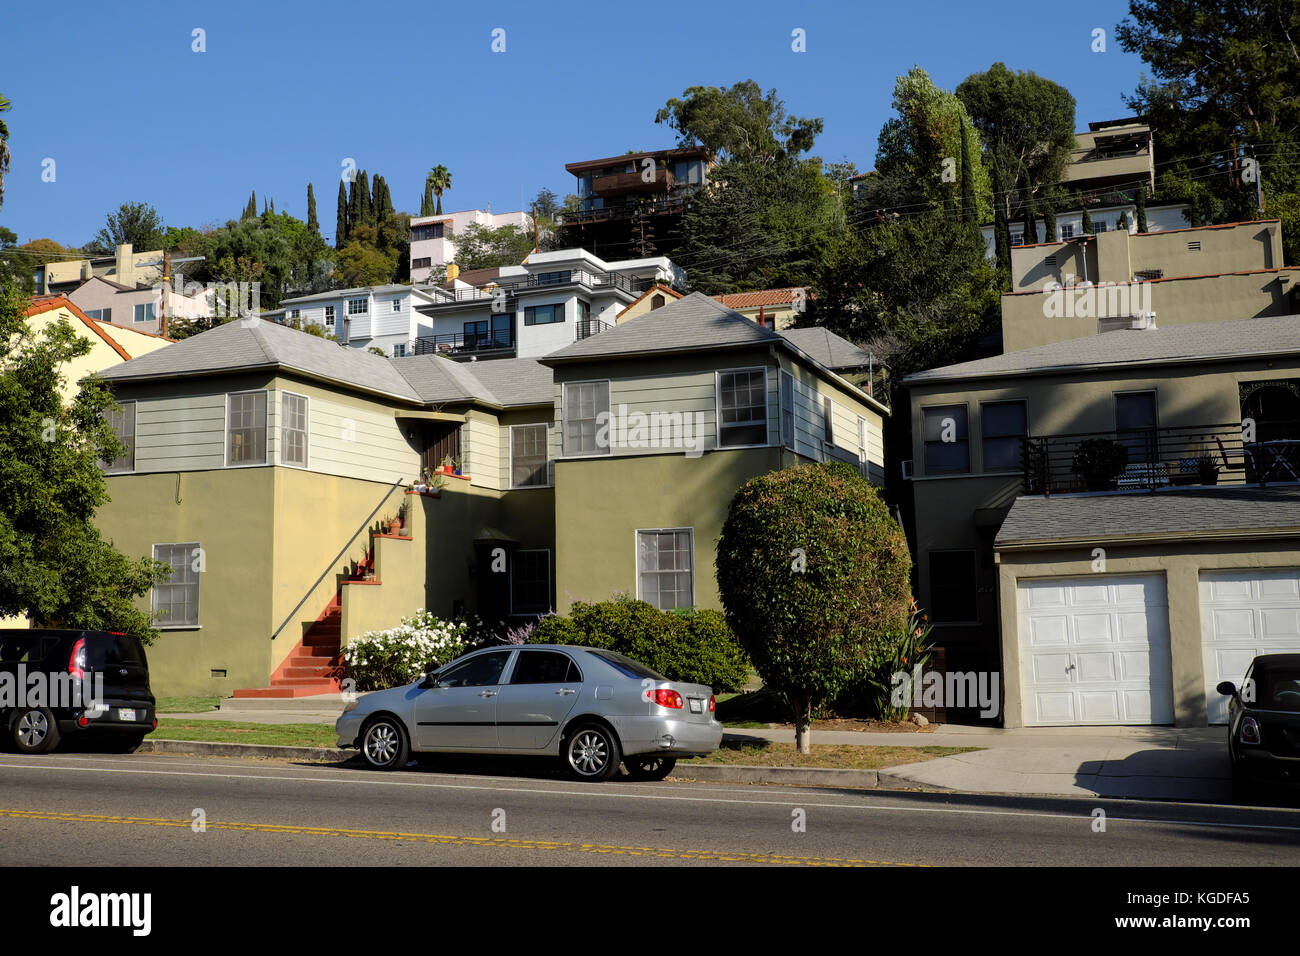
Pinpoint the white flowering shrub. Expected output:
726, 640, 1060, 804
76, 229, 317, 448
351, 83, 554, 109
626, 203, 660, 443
341, 609, 470, 691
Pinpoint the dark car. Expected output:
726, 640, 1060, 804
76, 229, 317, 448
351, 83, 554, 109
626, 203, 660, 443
1218, 653, 1300, 802
0, 629, 157, 755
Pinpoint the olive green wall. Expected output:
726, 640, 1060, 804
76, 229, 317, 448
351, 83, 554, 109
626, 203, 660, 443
997, 539, 1300, 728
553, 447, 783, 611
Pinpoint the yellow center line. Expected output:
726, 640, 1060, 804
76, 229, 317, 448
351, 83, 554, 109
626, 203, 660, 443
0, 808, 922, 867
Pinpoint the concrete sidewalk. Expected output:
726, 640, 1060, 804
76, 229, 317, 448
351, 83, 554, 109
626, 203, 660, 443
163, 696, 1232, 801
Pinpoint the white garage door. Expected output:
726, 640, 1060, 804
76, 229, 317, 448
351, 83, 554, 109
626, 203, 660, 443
1200, 569, 1300, 724
1018, 575, 1173, 726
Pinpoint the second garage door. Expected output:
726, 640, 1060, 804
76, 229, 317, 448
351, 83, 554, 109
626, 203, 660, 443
1200, 569, 1300, 724
1018, 574, 1174, 726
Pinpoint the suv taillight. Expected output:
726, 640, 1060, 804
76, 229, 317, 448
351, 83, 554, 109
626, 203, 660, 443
650, 688, 684, 709
1240, 716, 1262, 745
708, 695, 716, 712
68, 638, 86, 680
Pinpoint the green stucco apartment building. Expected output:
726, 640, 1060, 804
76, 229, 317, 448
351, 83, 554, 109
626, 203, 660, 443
95, 294, 886, 697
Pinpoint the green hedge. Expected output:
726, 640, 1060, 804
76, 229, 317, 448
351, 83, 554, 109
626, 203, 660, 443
530, 598, 750, 692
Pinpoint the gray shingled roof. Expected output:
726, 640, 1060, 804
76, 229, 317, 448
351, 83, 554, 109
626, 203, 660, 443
996, 486, 1300, 548
389, 355, 552, 407
544, 292, 782, 362
906, 313, 1300, 385
98, 318, 423, 402
779, 327, 875, 370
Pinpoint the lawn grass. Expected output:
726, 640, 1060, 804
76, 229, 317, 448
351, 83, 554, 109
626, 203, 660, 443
679, 739, 980, 771
154, 719, 339, 748
154, 697, 221, 714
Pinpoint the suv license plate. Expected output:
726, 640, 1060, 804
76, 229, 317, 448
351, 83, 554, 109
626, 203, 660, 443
688, 699, 703, 713
118, 708, 136, 722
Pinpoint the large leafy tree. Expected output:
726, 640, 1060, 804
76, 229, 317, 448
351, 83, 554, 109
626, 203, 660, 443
0, 227, 35, 295
87, 201, 166, 254
0, 283, 166, 639
450, 221, 534, 270
199, 208, 335, 309
655, 79, 823, 164
716, 462, 912, 753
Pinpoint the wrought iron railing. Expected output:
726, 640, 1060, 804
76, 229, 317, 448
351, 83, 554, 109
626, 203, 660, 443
411, 330, 514, 355
424, 268, 646, 306
575, 318, 612, 341
1020, 420, 1300, 496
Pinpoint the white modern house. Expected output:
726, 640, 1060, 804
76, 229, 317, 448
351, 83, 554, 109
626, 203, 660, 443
277, 284, 442, 357
409, 208, 533, 282
413, 249, 684, 361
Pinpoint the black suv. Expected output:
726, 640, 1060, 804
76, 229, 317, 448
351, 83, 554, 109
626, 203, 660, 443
0, 629, 157, 754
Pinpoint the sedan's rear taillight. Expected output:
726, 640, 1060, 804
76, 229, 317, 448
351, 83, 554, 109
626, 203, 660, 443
1240, 716, 1261, 745
708, 695, 716, 712
68, 638, 86, 680
650, 689, 684, 709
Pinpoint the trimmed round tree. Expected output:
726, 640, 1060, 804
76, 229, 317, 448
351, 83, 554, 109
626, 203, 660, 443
716, 462, 912, 752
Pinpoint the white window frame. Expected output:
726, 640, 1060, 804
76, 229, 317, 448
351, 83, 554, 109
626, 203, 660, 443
151, 542, 202, 629
133, 302, 156, 324
392, 343, 407, 357
857, 415, 869, 477
780, 370, 795, 451
324, 305, 335, 328
288, 309, 301, 320
635, 527, 695, 611
561, 379, 611, 458
224, 389, 269, 468
510, 549, 552, 614
347, 297, 368, 315
104, 400, 136, 475
715, 366, 770, 450
279, 391, 310, 469
509, 423, 551, 488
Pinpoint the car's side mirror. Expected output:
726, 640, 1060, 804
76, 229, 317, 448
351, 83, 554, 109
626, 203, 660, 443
419, 670, 442, 689
1216, 681, 1237, 698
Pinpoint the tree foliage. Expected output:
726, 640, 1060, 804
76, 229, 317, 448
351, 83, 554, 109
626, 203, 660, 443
0, 283, 167, 640
655, 79, 823, 164
715, 462, 912, 752
451, 221, 534, 270
88, 201, 166, 255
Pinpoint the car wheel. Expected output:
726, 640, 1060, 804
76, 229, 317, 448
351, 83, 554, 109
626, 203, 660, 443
361, 716, 409, 771
12, 708, 60, 755
624, 755, 676, 781
564, 722, 621, 782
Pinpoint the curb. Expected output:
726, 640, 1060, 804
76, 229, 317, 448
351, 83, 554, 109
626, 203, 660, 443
141, 738, 350, 762
140, 738, 946, 789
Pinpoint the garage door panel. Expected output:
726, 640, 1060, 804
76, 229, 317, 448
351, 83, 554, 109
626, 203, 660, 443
1201, 569, 1300, 724
1018, 574, 1173, 726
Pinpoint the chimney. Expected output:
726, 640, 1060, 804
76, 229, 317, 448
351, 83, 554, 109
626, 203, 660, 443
446, 262, 460, 284
115, 243, 135, 287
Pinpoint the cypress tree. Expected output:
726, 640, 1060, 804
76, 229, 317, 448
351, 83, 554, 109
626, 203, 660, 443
269, 197, 275, 215
307, 183, 319, 235
994, 203, 1010, 274
1043, 205, 1057, 242
1135, 185, 1148, 233
357, 171, 372, 225
243, 192, 257, 220
348, 172, 362, 230
420, 180, 434, 217
1117, 211, 1129, 231
1020, 186, 1036, 245
1081, 207, 1094, 235
336, 180, 349, 249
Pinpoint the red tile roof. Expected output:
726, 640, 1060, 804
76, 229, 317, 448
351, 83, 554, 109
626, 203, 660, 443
711, 287, 809, 310
22, 295, 175, 357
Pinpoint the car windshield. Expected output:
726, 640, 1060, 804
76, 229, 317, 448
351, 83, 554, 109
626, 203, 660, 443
1253, 666, 1300, 712
587, 649, 666, 682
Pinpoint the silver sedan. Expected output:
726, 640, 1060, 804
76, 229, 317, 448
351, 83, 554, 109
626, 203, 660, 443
335, 644, 723, 781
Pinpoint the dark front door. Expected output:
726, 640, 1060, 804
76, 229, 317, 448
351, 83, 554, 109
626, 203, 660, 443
423, 422, 461, 475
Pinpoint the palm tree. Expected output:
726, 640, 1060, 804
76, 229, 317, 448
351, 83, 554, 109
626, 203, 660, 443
426, 165, 452, 216
0, 94, 11, 212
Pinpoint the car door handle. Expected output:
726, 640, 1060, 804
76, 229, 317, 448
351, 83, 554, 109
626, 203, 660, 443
479, 690, 497, 698
555, 688, 576, 696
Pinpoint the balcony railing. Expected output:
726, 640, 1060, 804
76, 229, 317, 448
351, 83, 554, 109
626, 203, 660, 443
1021, 420, 1300, 496
563, 194, 693, 226
575, 318, 612, 341
424, 269, 649, 306
411, 330, 514, 356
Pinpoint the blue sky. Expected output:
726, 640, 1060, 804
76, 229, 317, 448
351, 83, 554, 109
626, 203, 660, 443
0, 0, 1149, 248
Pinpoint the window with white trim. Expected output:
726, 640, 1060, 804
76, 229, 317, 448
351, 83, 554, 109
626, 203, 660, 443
226, 391, 267, 465
563, 381, 609, 456
347, 297, 368, 315
133, 302, 156, 324
324, 305, 335, 328
511, 423, 549, 487
104, 401, 135, 474
780, 370, 795, 451
637, 529, 694, 611
718, 369, 767, 447
511, 549, 552, 614
153, 542, 201, 627
392, 299, 401, 312
280, 392, 308, 467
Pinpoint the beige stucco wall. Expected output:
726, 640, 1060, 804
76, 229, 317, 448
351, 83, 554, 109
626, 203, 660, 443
997, 539, 1300, 728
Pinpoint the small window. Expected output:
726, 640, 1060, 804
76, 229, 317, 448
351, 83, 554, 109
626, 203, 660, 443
227, 391, 267, 465
324, 305, 335, 328
288, 309, 301, 320
1094, 221, 1109, 233
780, 371, 795, 451
153, 542, 202, 628
347, 298, 368, 315
133, 302, 156, 324
563, 381, 610, 456
524, 304, 564, 325
823, 395, 835, 444
923, 405, 969, 474
104, 400, 135, 474
718, 369, 767, 447
1010, 232, 1024, 247
392, 343, 407, 357
1060, 224, 1075, 239
638, 529, 694, 611
928, 551, 978, 624
411, 257, 432, 270
280, 392, 308, 468
511, 423, 549, 487
981, 401, 1027, 471
511, 549, 552, 614
438, 651, 511, 687
510, 650, 579, 684
392, 299, 401, 312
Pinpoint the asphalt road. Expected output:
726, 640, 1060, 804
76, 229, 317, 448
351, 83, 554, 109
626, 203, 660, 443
1, 751, 1298, 867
